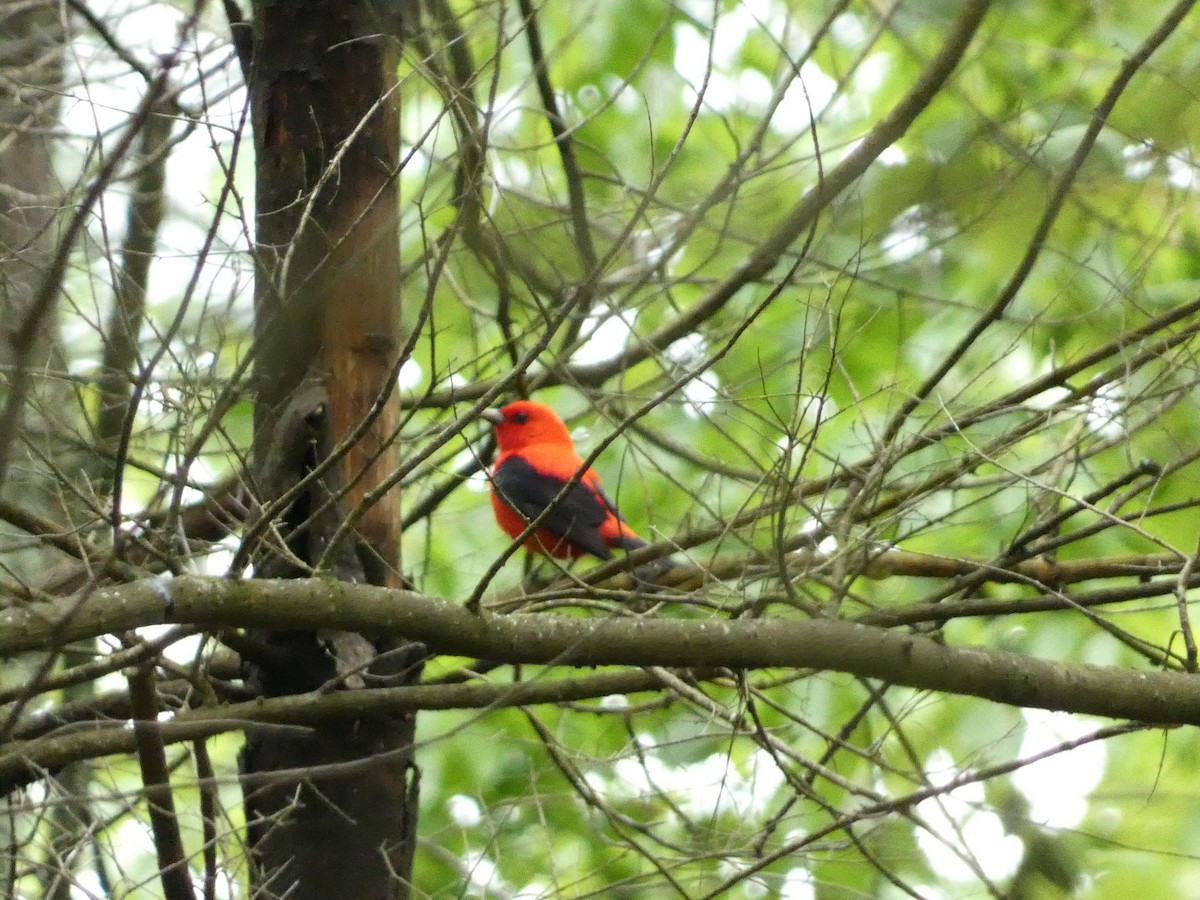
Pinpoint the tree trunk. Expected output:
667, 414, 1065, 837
0, 0, 64, 382
0, 6, 86, 897
240, 3, 416, 897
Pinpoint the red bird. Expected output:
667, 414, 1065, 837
482, 400, 650, 562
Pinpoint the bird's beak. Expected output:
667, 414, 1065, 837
481, 408, 505, 425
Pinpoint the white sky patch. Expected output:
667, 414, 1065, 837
60, 75, 139, 150
572, 310, 637, 366
713, 0, 795, 66
1012, 710, 1106, 828
134, 622, 175, 643
1085, 385, 1124, 439
735, 67, 774, 116
799, 392, 837, 428
666, 333, 718, 418
151, 205, 247, 311
583, 770, 607, 799
176, 456, 216, 506
161, 182, 248, 320
878, 143, 908, 166
776, 61, 837, 128
133, 379, 177, 423
67, 355, 103, 375
69, 870, 105, 900
205, 533, 240, 576
399, 109, 437, 183
487, 85, 529, 144
610, 752, 667, 799
448, 794, 483, 828
512, 881, 551, 900
1027, 384, 1071, 411
672, 22, 718, 88
796, 516, 821, 536
72, 856, 237, 899
462, 850, 509, 896
667, 333, 706, 366
609, 218, 684, 282
695, 72, 740, 115
795, 516, 837, 555
107, 0, 188, 55
881, 206, 938, 264
716, 859, 768, 898
135, 593, 208, 666
915, 749, 1024, 884
675, 0, 714, 18
837, 136, 865, 165
830, 12, 868, 46
111, 816, 158, 859
459, 445, 491, 494
641, 217, 681, 270
672, 4, 838, 134
576, 83, 603, 114
682, 374, 719, 418
61, 21, 152, 140
608, 748, 785, 821
556, 87, 585, 130
56, 9, 257, 408
163, 632, 206, 667
398, 358, 423, 391
490, 152, 532, 190
1166, 152, 1197, 190
997, 343, 1040, 384
177, 43, 246, 122
607, 74, 643, 116
711, 1, 756, 68
1123, 142, 1156, 180
402, 94, 444, 139
780, 865, 816, 900
853, 51, 892, 98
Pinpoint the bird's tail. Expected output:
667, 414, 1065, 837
613, 536, 684, 585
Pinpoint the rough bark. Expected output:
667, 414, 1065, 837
0, 0, 68, 505
0, 6, 82, 897
0, 0, 64, 380
240, 2, 416, 897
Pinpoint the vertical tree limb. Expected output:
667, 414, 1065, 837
243, 1, 416, 896
127, 660, 192, 900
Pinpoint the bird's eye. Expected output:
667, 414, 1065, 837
512, 411, 529, 424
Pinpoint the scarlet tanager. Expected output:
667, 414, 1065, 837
482, 400, 661, 564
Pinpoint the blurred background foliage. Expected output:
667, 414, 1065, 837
3, 0, 1200, 895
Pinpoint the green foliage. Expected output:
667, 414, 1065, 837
9, 0, 1200, 896
387, 0, 1200, 894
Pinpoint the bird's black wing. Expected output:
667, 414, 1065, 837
587, 481, 645, 553
493, 455, 615, 559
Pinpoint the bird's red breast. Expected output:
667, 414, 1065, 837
482, 401, 644, 560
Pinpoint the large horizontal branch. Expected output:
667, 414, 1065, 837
0, 669, 662, 794
5, 576, 1200, 727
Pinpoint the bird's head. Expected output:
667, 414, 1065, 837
482, 400, 574, 451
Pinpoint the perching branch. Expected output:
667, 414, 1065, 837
5, 575, 1200, 727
